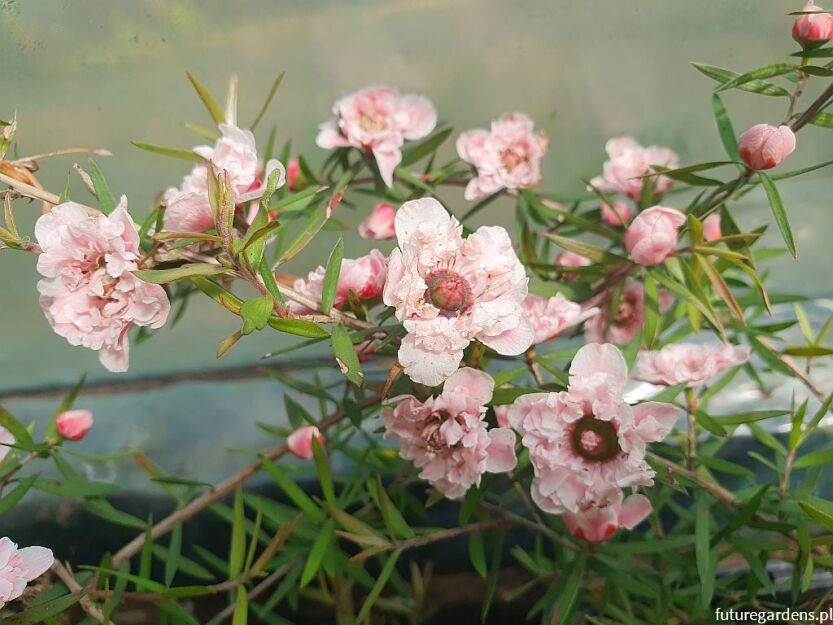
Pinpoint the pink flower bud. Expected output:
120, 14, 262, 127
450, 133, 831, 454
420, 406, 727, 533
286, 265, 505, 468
358, 203, 396, 240
56, 409, 93, 441
738, 124, 796, 171
793, 0, 833, 46
287, 425, 324, 460
286, 158, 300, 191
600, 199, 633, 226
624, 206, 686, 266
702, 213, 722, 242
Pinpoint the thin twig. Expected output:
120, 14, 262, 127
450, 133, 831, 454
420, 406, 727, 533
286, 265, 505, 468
208, 563, 295, 624
51, 560, 117, 625
9, 147, 112, 165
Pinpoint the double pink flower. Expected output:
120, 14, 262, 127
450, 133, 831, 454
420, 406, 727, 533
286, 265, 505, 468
0, 538, 53, 609
590, 136, 679, 201
316, 85, 437, 187
634, 343, 751, 387
289, 250, 388, 314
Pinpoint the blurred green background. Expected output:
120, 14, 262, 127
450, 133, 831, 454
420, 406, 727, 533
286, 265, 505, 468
0, 0, 830, 486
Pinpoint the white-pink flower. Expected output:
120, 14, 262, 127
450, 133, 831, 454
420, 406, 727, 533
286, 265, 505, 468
56, 409, 93, 441
164, 124, 285, 233
563, 491, 652, 543
624, 206, 686, 266
505, 343, 678, 514
0, 538, 53, 609
383, 198, 533, 386
584, 279, 645, 345
590, 136, 679, 201
35, 198, 170, 372
289, 250, 388, 314
316, 85, 437, 187
634, 343, 751, 387
456, 112, 548, 200
287, 425, 324, 460
383, 368, 516, 499
522, 293, 599, 345
358, 202, 396, 240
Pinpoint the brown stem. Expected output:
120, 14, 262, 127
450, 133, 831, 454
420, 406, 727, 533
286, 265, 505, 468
9, 147, 112, 165
791, 80, 833, 133
51, 560, 117, 625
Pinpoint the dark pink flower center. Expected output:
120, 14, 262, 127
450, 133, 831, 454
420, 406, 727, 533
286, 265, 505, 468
500, 147, 528, 173
571, 415, 620, 462
425, 270, 473, 316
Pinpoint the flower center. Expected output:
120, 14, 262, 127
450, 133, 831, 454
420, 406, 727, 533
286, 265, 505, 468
571, 415, 620, 462
500, 148, 528, 173
359, 114, 387, 133
419, 412, 461, 453
424, 270, 473, 316
614, 293, 637, 325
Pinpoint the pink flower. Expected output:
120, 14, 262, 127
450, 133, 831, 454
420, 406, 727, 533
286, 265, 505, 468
287, 425, 324, 460
590, 136, 679, 201
585, 279, 645, 344
0, 428, 14, 464
164, 124, 285, 232
793, 0, 833, 46
56, 409, 93, 441
456, 113, 549, 200
522, 293, 599, 345
289, 250, 388, 314
505, 343, 678, 513
316, 85, 437, 187
383, 368, 516, 499
555, 251, 591, 281
624, 205, 686, 266
703, 213, 722, 242
634, 343, 751, 387
738, 124, 796, 171
563, 492, 652, 543
358, 202, 396, 240
35, 199, 170, 372
286, 158, 301, 191
600, 200, 633, 226
0, 538, 53, 608
383, 198, 533, 386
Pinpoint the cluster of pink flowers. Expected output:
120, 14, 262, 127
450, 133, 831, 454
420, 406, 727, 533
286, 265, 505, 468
456, 112, 549, 200
382, 368, 517, 499
383, 198, 533, 386
505, 343, 677, 538
590, 136, 679, 202
35, 199, 170, 372
0, 538, 53, 609
289, 249, 388, 314
164, 124, 285, 233
316, 86, 437, 187
634, 343, 751, 387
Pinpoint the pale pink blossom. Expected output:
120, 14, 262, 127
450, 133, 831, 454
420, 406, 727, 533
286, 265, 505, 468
703, 213, 722, 242
738, 124, 796, 171
287, 425, 324, 460
0, 538, 53, 608
358, 202, 396, 240
316, 85, 437, 186
383, 368, 516, 499
600, 200, 633, 226
522, 293, 599, 345
289, 250, 388, 314
505, 343, 678, 514
793, 0, 833, 46
0, 428, 14, 463
56, 409, 93, 441
456, 113, 548, 200
634, 343, 751, 387
585, 279, 645, 344
383, 198, 533, 386
563, 492, 652, 543
555, 250, 591, 281
35, 199, 170, 372
164, 124, 285, 232
624, 206, 686, 266
590, 136, 679, 201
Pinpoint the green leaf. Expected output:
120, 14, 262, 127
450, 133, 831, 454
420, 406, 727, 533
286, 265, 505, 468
545, 232, 625, 264
369, 477, 414, 539
279, 203, 329, 264
642, 272, 660, 348
783, 346, 833, 357
0, 476, 36, 516
558, 556, 586, 624
164, 523, 182, 586
261, 459, 325, 522
711, 94, 740, 161
716, 63, 799, 93
355, 549, 402, 624
268, 317, 330, 338
33, 478, 120, 497
810, 111, 833, 129
759, 172, 796, 257
400, 128, 453, 167
0, 408, 35, 450
300, 520, 334, 587
232, 587, 248, 625
86, 498, 146, 529
241, 294, 274, 335
468, 532, 487, 578
696, 492, 715, 607
229, 486, 247, 579
800, 497, 833, 532
250, 72, 285, 131
87, 158, 117, 213
691, 62, 791, 96
712, 409, 787, 425
187, 71, 225, 125
795, 448, 833, 469
320, 237, 344, 315
331, 324, 363, 386
5, 593, 81, 625
131, 141, 203, 162
134, 263, 227, 284
311, 438, 336, 507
